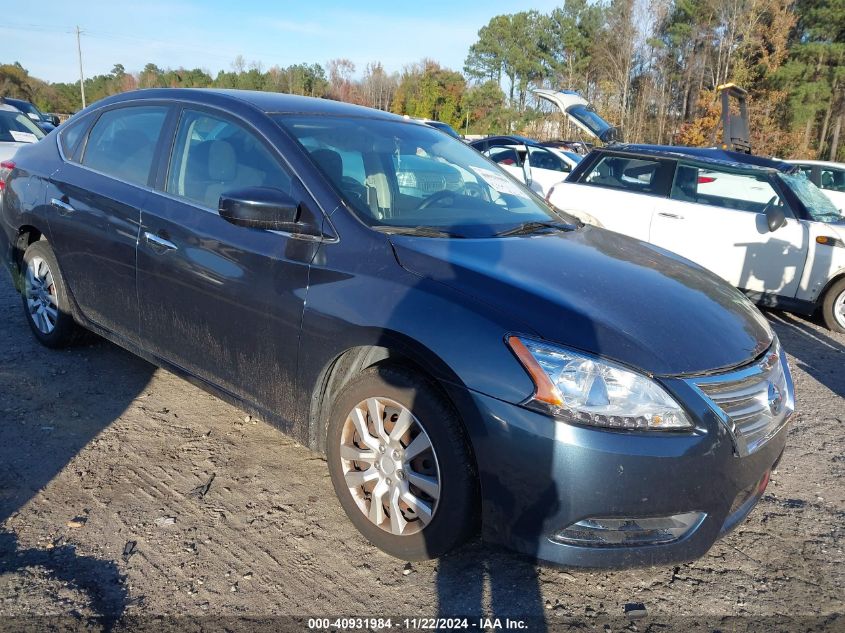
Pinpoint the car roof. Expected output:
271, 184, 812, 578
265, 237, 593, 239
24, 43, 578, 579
470, 135, 544, 148
790, 159, 845, 169
94, 88, 407, 121
0, 103, 21, 113
602, 143, 796, 174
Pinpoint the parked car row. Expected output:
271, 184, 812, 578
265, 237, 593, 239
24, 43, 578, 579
2, 97, 59, 133
1, 89, 794, 570
546, 145, 845, 333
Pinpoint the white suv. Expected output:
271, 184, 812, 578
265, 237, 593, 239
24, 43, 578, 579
547, 145, 845, 332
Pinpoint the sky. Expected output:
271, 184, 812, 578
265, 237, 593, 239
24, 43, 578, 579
4, 0, 562, 84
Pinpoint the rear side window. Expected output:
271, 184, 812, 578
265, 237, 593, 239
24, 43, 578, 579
579, 154, 672, 195
671, 163, 781, 213
166, 109, 291, 210
58, 115, 93, 161
82, 106, 168, 186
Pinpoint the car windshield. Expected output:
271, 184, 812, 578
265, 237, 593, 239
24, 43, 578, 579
274, 114, 574, 238
779, 172, 843, 223
0, 110, 45, 143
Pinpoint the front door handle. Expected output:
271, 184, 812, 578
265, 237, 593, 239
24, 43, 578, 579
657, 212, 684, 220
50, 197, 75, 215
143, 231, 178, 252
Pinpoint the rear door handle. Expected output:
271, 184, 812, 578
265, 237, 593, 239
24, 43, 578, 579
657, 212, 684, 220
50, 197, 75, 215
143, 231, 178, 252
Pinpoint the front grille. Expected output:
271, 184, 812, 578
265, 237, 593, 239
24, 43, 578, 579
689, 340, 793, 456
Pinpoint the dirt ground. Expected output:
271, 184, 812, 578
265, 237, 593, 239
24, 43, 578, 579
0, 269, 843, 633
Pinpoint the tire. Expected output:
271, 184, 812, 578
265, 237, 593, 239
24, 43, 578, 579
326, 364, 478, 560
821, 278, 845, 334
20, 240, 86, 348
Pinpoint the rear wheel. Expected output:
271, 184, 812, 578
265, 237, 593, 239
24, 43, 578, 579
326, 365, 478, 560
821, 278, 845, 334
21, 240, 86, 347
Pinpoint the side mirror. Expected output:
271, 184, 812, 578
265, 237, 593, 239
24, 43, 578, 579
50, 115, 60, 127
522, 156, 533, 186
219, 187, 301, 231
765, 201, 787, 232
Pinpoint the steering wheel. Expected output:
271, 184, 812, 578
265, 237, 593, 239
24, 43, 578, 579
340, 176, 367, 203
416, 190, 457, 210
462, 182, 488, 201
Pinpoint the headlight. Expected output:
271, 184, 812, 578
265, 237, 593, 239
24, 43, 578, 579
507, 336, 693, 430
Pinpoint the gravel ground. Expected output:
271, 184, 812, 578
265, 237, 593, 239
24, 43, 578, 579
0, 270, 843, 633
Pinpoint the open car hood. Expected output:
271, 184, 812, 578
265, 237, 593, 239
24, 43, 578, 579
534, 89, 620, 143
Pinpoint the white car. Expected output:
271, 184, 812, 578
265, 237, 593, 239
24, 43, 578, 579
469, 135, 577, 197
547, 144, 845, 332
0, 103, 44, 163
789, 160, 845, 212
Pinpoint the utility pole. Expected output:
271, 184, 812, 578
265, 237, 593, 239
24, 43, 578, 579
76, 26, 86, 109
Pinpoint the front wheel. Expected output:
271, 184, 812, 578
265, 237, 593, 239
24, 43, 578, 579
821, 278, 845, 334
326, 365, 478, 560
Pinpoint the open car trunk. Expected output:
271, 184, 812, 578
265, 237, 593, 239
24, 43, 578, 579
533, 89, 620, 143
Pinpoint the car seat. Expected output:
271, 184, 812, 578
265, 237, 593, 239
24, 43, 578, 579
310, 148, 344, 186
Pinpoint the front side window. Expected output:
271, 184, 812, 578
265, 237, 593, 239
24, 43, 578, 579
82, 106, 168, 186
166, 110, 291, 210
275, 115, 570, 238
528, 146, 568, 172
0, 110, 45, 143
581, 154, 671, 195
670, 163, 782, 213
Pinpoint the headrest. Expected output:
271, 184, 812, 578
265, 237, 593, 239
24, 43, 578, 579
311, 148, 343, 184
208, 140, 237, 181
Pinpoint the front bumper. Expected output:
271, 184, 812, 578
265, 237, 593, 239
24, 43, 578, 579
451, 383, 787, 569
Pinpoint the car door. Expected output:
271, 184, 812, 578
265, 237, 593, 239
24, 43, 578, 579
45, 103, 171, 343
650, 162, 807, 297
552, 152, 674, 241
137, 106, 319, 421
525, 146, 570, 196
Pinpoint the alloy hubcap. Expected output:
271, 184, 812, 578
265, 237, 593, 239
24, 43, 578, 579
339, 397, 440, 536
24, 256, 58, 334
835, 290, 845, 329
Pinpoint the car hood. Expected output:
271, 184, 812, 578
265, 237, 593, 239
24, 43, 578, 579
390, 227, 773, 377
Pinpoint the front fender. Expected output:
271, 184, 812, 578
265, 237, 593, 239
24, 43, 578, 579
295, 255, 538, 449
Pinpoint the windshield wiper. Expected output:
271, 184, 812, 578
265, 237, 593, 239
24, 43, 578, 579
495, 220, 581, 237
373, 225, 458, 238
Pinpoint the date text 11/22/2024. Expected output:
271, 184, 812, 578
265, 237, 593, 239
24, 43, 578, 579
307, 617, 529, 630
